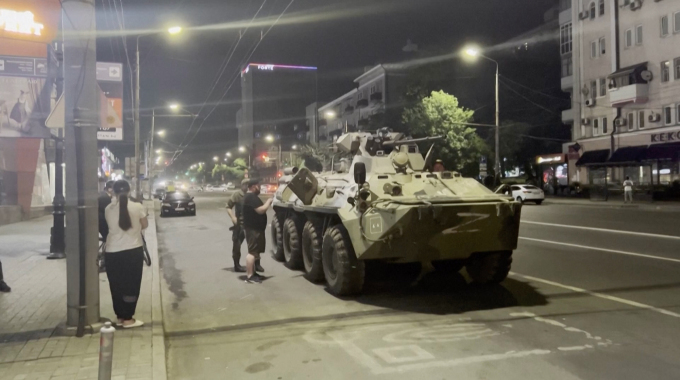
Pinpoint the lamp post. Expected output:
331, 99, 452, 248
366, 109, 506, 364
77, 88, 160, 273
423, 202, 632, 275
134, 26, 182, 200
464, 47, 500, 184
239, 145, 251, 167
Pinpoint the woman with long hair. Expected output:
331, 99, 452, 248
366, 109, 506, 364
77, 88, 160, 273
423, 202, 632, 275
104, 180, 148, 328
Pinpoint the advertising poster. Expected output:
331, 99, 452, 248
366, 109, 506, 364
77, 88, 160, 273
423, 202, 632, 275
0, 75, 52, 138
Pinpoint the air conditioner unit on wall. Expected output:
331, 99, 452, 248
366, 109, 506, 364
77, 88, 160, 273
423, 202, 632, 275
579, 10, 589, 20
630, 0, 642, 10
582, 118, 591, 125
585, 99, 596, 107
648, 113, 661, 122
614, 118, 628, 128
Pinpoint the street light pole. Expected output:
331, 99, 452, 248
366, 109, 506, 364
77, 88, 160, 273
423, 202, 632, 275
135, 37, 141, 200
494, 61, 500, 184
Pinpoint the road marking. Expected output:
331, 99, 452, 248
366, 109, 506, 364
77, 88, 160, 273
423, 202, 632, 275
519, 237, 680, 264
522, 221, 680, 240
510, 272, 680, 319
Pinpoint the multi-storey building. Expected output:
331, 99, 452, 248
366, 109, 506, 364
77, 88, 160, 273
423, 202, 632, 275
561, 0, 680, 188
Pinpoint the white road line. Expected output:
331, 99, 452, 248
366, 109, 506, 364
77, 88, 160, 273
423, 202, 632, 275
510, 272, 680, 319
522, 221, 680, 240
519, 237, 680, 264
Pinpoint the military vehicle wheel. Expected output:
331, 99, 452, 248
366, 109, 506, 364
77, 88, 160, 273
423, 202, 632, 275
465, 251, 512, 284
283, 215, 304, 270
302, 221, 325, 282
322, 225, 365, 296
271, 216, 285, 262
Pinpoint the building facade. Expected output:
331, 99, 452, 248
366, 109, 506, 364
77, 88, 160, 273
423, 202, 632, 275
315, 65, 407, 145
561, 0, 680, 188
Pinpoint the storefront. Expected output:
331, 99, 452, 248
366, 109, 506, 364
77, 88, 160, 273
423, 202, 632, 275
535, 153, 568, 195
0, 0, 60, 213
572, 131, 680, 201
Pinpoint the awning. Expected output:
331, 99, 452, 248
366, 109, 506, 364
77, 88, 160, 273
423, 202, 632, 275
575, 149, 610, 166
607, 146, 648, 165
645, 142, 680, 161
608, 62, 648, 79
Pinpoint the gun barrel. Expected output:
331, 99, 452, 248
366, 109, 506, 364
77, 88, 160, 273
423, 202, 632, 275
382, 136, 444, 147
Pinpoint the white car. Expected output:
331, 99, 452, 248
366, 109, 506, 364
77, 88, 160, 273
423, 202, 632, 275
215, 184, 231, 192
509, 184, 545, 204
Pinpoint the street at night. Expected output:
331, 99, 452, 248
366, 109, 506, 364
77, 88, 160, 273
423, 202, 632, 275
156, 192, 680, 380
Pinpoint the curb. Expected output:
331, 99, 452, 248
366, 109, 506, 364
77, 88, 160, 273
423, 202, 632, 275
543, 199, 680, 212
144, 200, 168, 380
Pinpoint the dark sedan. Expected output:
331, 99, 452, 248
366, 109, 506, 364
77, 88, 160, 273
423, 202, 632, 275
160, 192, 196, 217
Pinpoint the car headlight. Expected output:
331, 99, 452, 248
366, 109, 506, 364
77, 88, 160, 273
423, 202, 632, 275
188, 202, 195, 206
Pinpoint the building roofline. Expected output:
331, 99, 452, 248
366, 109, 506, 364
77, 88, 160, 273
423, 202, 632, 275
354, 64, 385, 83
318, 88, 358, 111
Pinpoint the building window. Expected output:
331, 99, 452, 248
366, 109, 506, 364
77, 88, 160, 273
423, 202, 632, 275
664, 105, 673, 125
590, 80, 597, 98
561, 56, 573, 77
580, 123, 586, 139
675, 58, 680, 81
625, 29, 633, 48
593, 118, 600, 136
638, 111, 645, 129
636, 25, 643, 45
591, 41, 598, 58
603, 117, 608, 134
675, 12, 680, 33
662, 15, 669, 37
627, 112, 635, 131
662, 61, 670, 82
590, 2, 596, 20
599, 37, 606, 55
599, 0, 605, 16
560, 23, 573, 54
599, 78, 607, 97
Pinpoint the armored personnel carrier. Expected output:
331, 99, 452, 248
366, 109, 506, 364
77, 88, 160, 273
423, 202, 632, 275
271, 128, 522, 296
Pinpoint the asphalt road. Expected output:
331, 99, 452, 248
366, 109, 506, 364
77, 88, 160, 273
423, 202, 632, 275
156, 192, 680, 380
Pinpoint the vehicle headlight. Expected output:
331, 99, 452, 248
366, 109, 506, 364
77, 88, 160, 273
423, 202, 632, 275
188, 202, 195, 206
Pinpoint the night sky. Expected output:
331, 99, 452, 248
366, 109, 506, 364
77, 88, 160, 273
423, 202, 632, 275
97, 0, 556, 169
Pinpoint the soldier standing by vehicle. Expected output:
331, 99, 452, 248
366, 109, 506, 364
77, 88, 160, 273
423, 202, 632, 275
242, 179, 273, 284
226, 179, 249, 272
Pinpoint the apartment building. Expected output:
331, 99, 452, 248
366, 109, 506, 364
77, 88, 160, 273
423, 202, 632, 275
315, 64, 407, 145
561, 0, 680, 187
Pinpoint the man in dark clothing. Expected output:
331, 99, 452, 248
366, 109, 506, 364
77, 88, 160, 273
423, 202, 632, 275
0, 260, 10, 293
226, 179, 249, 272
98, 181, 115, 242
242, 179, 273, 284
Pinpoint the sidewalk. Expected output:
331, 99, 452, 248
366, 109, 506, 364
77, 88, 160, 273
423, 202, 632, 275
543, 196, 680, 212
0, 201, 166, 380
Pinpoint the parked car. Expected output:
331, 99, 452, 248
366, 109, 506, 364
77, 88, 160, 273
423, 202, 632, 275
502, 184, 545, 204
205, 184, 215, 192
160, 191, 196, 217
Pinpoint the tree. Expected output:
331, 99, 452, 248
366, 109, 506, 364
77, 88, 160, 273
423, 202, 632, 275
403, 90, 488, 174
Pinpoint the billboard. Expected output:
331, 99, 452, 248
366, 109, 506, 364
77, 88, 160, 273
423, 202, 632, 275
0, 75, 52, 138
97, 62, 123, 141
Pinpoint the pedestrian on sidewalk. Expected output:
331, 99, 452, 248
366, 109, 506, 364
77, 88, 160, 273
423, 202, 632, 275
623, 176, 634, 203
0, 260, 10, 292
98, 180, 115, 242
104, 180, 147, 328
226, 179, 249, 272
242, 179, 273, 284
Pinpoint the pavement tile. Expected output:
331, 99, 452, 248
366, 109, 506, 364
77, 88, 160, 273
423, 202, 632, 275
0, 213, 164, 380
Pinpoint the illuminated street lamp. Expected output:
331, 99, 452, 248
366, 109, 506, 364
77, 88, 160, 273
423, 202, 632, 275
213, 156, 219, 162
325, 110, 336, 119
168, 26, 182, 35
157, 130, 166, 137
168, 103, 180, 111
226, 152, 232, 157
265, 134, 274, 142
292, 145, 298, 150
239, 146, 246, 153
463, 44, 500, 183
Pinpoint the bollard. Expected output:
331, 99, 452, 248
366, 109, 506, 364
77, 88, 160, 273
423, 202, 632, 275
98, 321, 116, 380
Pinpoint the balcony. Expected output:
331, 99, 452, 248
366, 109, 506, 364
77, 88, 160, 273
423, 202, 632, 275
609, 84, 649, 107
370, 92, 383, 102
344, 105, 355, 114
356, 98, 369, 108
562, 108, 574, 123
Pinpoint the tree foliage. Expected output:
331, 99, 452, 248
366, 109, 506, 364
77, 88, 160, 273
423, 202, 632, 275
403, 91, 488, 173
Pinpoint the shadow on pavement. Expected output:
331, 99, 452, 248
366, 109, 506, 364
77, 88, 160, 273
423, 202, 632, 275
353, 262, 547, 315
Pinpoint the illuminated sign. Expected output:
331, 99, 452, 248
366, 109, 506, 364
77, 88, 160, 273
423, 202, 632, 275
0, 9, 44, 36
651, 131, 680, 143
536, 154, 565, 165
258, 64, 274, 71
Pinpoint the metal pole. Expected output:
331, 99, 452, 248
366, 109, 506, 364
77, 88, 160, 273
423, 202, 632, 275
49, 39, 66, 259
63, 0, 100, 329
134, 39, 141, 200
495, 62, 501, 185
148, 109, 155, 198
98, 321, 115, 379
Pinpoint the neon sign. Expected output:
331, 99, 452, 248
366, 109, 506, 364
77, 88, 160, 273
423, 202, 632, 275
0, 9, 44, 36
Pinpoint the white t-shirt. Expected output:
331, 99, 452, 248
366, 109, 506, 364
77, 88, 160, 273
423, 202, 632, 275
623, 180, 634, 191
105, 198, 147, 252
